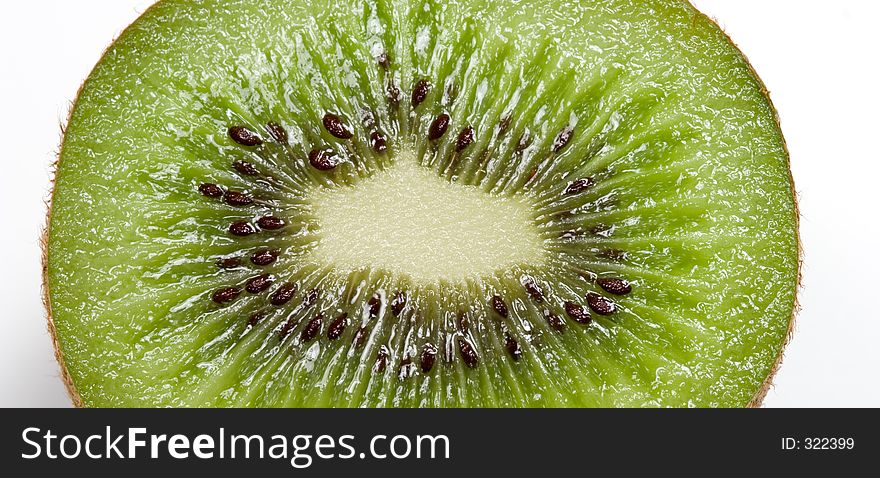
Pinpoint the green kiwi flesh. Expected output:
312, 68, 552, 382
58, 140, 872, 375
45, 0, 799, 407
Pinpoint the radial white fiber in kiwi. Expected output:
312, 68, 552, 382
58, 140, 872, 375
45, 0, 798, 407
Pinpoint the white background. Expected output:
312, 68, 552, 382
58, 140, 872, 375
1, 0, 877, 407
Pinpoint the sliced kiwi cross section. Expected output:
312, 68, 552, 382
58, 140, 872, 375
45, 0, 799, 407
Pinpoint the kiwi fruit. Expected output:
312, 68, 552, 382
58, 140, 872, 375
44, 0, 799, 407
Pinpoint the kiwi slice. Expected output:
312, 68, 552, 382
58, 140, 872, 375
45, 0, 799, 407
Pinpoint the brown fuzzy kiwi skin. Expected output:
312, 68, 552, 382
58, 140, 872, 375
42, 77, 88, 409
41, 0, 800, 409
42, 230, 84, 408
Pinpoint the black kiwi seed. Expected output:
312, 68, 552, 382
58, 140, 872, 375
251, 248, 278, 266
308, 149, 339, 171
322, 113, 353, 139
375, 345, 390, 373
455, 126, 475, 151
199, 183, 224, 198
505, 335, 523, 361
590, 224, 614, 237
595, 195, 618, 210
420, 343, 437, 373
457, 311, 470, 333
212, 287, 241, 304
399, 355, 415, 379
266, 122, 288, 143
497, 115, 512, 136
245, 274, 274, 294
586, 292, 616, 315
564, 301, 592, 325
390, 291, 406, 316
428, 114, 450, 141
228, 126, 263, 146
445, 82, 460, 104
565, 177, 594, 195
597, 278, 632, 295
515, 132, 532, 152
599, 248, 628, 261
544, 310, 566, 333
377, 51, 391, 69
301, 314, 323, 343
278, 316, 296, 340
256, 216, 286, 230
368, 295, 382, 319
353, 326, 369, 348
370, 131, 388, 154
491, 295, 509, 319
327, 313, 347, 340
216, 256, 242, 269
229, 221, 256, 236
458, 338, 479, 368
270, 282, 297, 306
248, 311, 267, 327
303, 288, 320, 308
552, 125, 574, 152
411, 79, 431, 108
233, 160, 259, 176
522, 277, 545, 303
224, 191, 254, 207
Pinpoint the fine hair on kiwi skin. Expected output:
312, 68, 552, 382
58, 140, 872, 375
43, 0, 801, 408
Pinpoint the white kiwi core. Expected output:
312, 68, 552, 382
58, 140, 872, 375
309, 151, 546, 283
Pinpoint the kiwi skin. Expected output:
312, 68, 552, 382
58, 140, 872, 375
40, 2, 800, 408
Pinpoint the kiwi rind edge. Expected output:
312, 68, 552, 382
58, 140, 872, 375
40, 1, 801, 408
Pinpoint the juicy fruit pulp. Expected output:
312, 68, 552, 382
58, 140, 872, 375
46, 0, 798, 407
